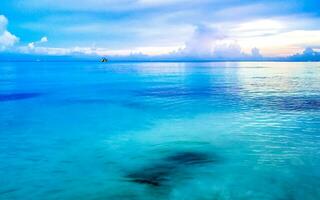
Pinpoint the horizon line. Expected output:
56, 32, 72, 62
1, 60, 320, 63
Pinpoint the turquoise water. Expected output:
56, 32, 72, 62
0, 61, 319, 200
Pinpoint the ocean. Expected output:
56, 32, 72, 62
0, 61, 319, 199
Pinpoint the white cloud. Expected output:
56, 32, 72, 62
251, 47, 262, 58
0, 15, 19, 50
227, 17, 320, 56
40, 36, 48, 43
169, 25, 245, 59
233, 19, 284, 37
237, 30, 320, 56
28, 42, 35, 49
212, 41, 243, 58
27, 36, 48, 50
175, 24, 225, 57
0, 15, 8, 33
18, 23, 263, 60
19, 45, 181, 56
13, 0, 320, 58
161, 24, 265, 60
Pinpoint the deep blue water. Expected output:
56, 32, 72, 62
0, 61, 319, 200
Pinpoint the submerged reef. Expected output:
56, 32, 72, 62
125, 151, 220, 187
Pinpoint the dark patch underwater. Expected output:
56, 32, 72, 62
0, 92, 43, 102
125, 151, 220, 187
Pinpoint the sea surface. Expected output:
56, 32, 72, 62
0, 61, 319, 200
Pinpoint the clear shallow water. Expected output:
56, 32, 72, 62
0, 61, 319, 200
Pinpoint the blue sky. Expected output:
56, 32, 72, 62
1, 0, 320, 59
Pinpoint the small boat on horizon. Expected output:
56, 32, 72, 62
100, 57, 108, 62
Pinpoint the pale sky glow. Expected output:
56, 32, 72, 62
1, 0, 320, 59
230, 18, 320, 56
237, 30, 320, 56
233, 20, 284, 36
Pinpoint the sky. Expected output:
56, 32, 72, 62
0, 0, 320, 60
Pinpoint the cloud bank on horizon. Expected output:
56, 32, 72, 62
0, 0, 320, 60
0, 15, 19, 50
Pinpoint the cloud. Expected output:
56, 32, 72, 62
180, 24, 225, 57
0, 15, 7, 33
14, 0, 320, 57
40, 36, 48, 43
28, 42, 35, 49
15, 23, 263, 61
19, 46, 131, 56
166, 24, 261, 60
289, 47, 320, 61
235, 23, 320, 56
27, 36, 48, 50
0, 15, 19, 50
212, 42, 244, 59
251, 47, 262, 58
3, 0, 319, 62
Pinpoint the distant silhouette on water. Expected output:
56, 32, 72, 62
100, 57, 108, 62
